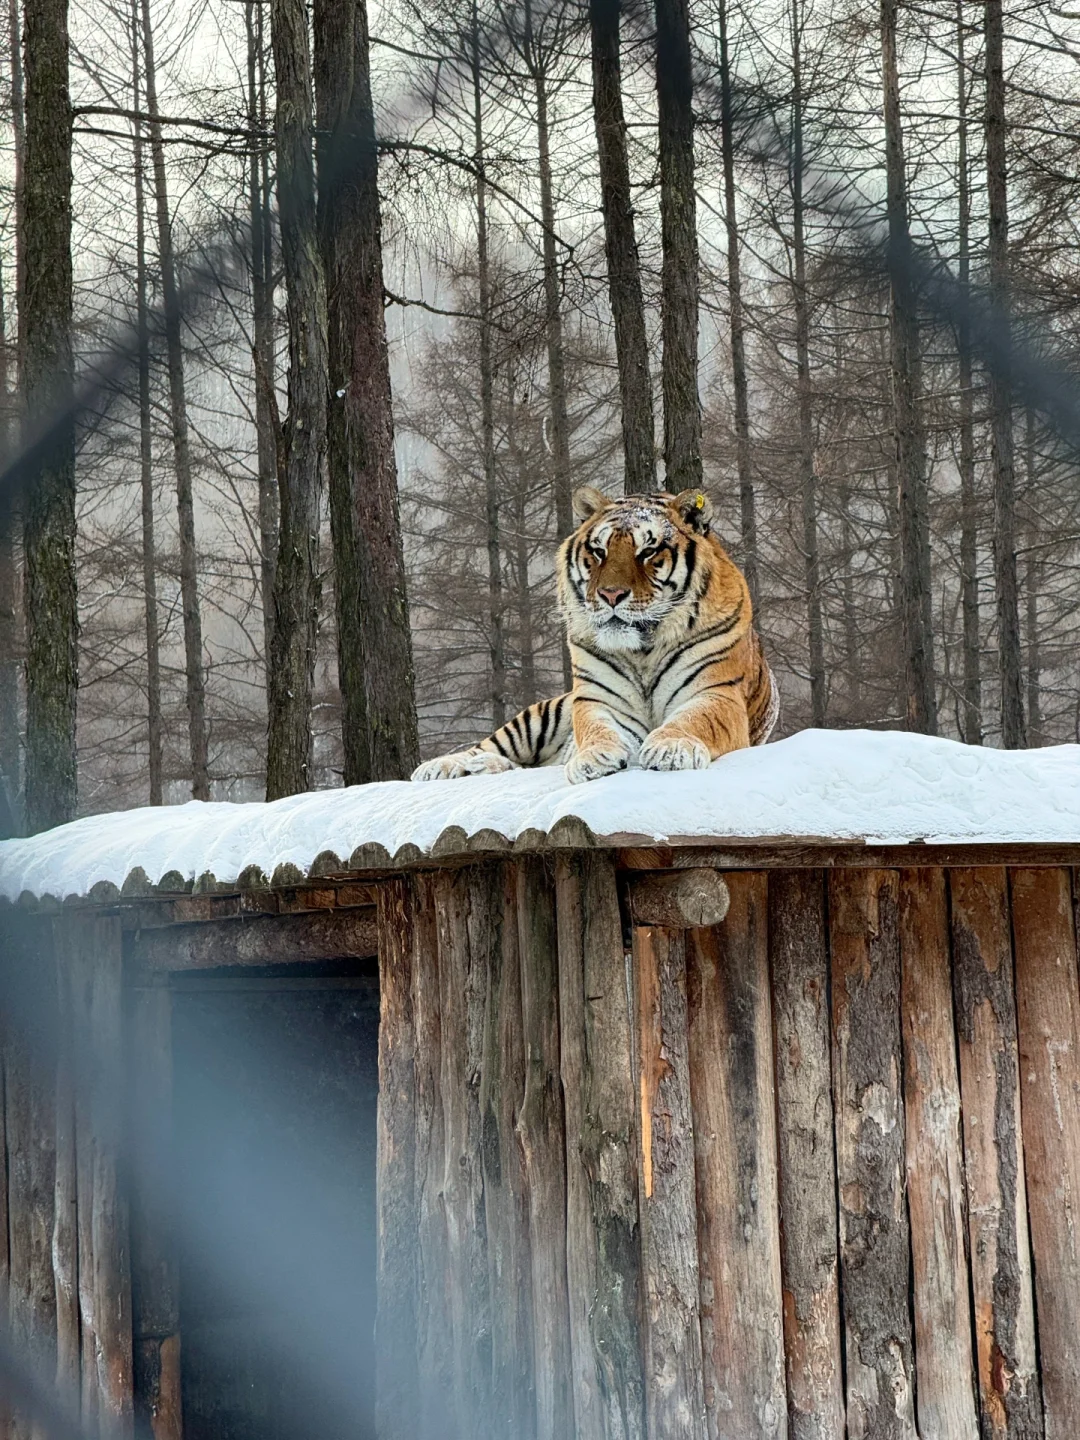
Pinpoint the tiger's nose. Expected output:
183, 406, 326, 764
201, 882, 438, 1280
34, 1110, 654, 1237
598, 585, 630, 608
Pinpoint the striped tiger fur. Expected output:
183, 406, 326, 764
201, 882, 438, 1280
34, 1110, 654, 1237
412, 486, 778, 784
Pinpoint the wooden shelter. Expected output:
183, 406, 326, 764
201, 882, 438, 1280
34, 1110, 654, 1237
0, 741, 1079, 1439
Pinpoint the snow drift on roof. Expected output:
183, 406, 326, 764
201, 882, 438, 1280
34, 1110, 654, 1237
1, 728, 1079, 901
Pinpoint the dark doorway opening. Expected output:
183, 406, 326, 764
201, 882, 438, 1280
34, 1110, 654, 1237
170, 960, 379, 1440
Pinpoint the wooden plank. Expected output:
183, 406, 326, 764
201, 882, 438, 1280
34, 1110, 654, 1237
51, 926, 79, 1398
127, 908, 378, 969
435, 868, 493, 1435
375, 878, 420, 1440
767, 870, 844, 1440
950, 867, 1042, 1439
633, 926, 706, 1439
517, 857, 571, 1440
619, 842, 1080, 873
127, 976, 182, 1440
687, 872, 786, 1440
898, 870, 978, 1439
829, 868, 916, 1439
409, 874, 455, 1440
478, 865, 533, 1440
555, 852, 646, 1440
1012, 868, 1080, 1440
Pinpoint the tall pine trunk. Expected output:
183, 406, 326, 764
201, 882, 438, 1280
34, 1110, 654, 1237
314, 0, 419, 781
22, 0, 77, 831
266, 0, 327, 799
1023, 409, 1039, 746
589, 0, 656, 493
131, 0, 162, 804
984, 0, 1024, 746
717, 0, 756, 606
791, 6, 825, 726
655, 0, 701, 491
0, 261, 19, 832
140, 0, 210, 798
882, 0, 936, 733
246, 0, 279, 669
956, 0, 981, 744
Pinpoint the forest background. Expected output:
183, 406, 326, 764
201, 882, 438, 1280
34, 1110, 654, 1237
0, 0, 1078, 831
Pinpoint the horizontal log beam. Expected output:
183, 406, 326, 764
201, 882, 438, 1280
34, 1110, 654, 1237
127, 909, 379, 969
619, 842, 1080, 871
626, 869, 730, 928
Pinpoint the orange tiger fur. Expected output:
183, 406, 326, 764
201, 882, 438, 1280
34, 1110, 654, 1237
412, 486, 777, 784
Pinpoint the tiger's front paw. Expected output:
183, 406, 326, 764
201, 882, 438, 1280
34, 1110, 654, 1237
412, 750, 515, 781
565, 742, 631, 785
639, 732, 712, 772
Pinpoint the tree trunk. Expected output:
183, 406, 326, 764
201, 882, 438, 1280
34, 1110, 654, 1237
140, 0, 210, 799
22, 0, 77, 833
0, 259, 20, 834
266, 0, 327, 799
1023, 410, 1039, 747
131, 0, 163, 806
314, 0, 419, 782
508, 380, 537, 708
589, 0, 656, 494
984, 0, 1024, 748
246, 0, 279, 671
717, 0, 756, 608
956, 0, 981, 745
792, 6, 825, 727
655, 0, 701, 493
471, 5, 506, 730
882, 0, 936, 735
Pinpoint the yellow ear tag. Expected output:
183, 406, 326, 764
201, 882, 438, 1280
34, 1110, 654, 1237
695, 493, 705, 508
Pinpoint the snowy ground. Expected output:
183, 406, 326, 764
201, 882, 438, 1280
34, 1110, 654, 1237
2, 729, 1079, 901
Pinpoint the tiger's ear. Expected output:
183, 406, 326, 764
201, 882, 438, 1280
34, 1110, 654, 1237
672, 489, 714, 534
572, 486, 613, 522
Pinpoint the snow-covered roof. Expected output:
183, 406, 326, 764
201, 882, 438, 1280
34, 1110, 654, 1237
1, 728, 1079, 903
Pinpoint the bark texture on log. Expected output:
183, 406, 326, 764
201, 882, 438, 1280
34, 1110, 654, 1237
626, 869, 729, 929
768, 871, 844, 1440
375, 879, 420, 1440
950, 867, 1042, 1440
687, 873, 786, 1440
898, 870, 978, 1439
829, 869, 916, 1439
634, 926, 705, 1439
1012, 869, 1080, 1439
556, 852, 646, 1440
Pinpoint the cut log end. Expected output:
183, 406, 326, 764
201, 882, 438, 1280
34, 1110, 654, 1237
628, 868, 730, 929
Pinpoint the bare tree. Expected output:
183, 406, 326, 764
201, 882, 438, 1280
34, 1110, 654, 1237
955, 0, 980, 744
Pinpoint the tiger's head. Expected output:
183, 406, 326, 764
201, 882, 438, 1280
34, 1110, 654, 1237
557, 486, 715, 652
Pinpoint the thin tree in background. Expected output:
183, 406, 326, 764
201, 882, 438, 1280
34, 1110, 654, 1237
589, 0, 656, 493
882, 0, 936, 734
955, 0, 980, 744
315, 0, 419, 780
655, 0, 702, 491
246, 0, 279, 668
22, 0, 77, 831
717, 0, 756, 607
140, 0, 210, 797
984, 0, 1024, 747
266, 0, 328, 799
131, 0, 163, 804
0, 262, 19, 831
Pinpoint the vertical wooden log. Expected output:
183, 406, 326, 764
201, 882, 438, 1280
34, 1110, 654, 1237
73, 937, 100, 1435
898, 869, 978, 1439
435, 867, 493, 1435
52, 925, 79, 1397
633, 925, 705, 1439
555, 852, 646, 1440
375, 878, 420, 1440
950, 867, 1042, 1440
1012, 868, 1080, 1440
0, 1003, 9, 1440
829, 868, 916, 1440
768, 870, 844, 1440
517, 856, 571, 1440
688, 872, 786, 1440
479, 865, 533, 1439
5, 924, 57, 1440
127, 975, 181, 1440
410, 874, 455, 1440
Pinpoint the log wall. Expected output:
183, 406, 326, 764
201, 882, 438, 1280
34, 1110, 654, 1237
377, 859, 1080, 1440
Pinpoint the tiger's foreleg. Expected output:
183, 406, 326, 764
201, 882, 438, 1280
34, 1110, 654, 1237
638, 692, 751, 772
564, 696, 640, 784
411, 694, 573, 781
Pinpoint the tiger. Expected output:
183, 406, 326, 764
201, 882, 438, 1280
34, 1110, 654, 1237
411, 485, 778, 785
